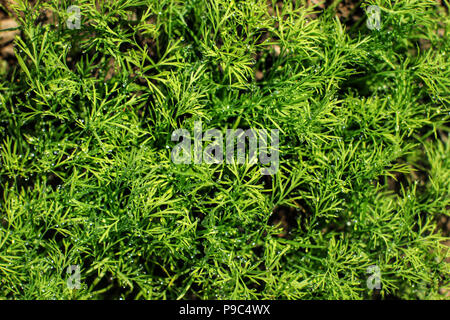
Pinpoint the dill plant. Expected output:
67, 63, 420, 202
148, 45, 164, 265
0, 0, 448, 300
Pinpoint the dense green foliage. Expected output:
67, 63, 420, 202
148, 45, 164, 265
0, 0, 449, 299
